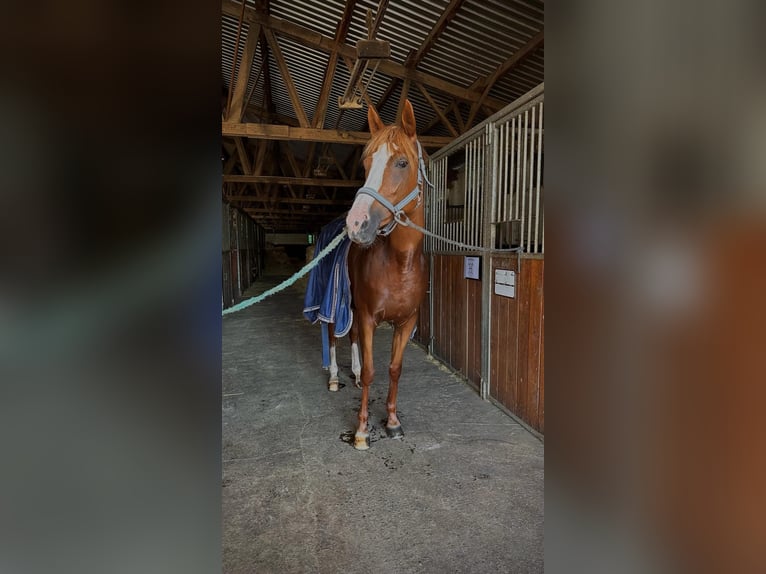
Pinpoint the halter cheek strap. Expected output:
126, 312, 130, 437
355, 140, 434, 236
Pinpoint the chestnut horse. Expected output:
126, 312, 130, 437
326, 99, 429, 450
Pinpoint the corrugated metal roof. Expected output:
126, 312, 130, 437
222, 0, 543, 131
222, 0, 543, 231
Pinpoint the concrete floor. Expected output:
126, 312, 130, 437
223, 275, 544, 574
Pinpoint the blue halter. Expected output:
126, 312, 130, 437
354, 140, 434, 236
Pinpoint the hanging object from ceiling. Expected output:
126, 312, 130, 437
338, 8, 390, 110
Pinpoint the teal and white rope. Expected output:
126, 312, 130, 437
222, 228, 348, 316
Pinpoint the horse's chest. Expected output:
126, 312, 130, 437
358, 261, 426, 320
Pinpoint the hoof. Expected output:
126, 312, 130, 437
386, 425, 404, 439
353, 433, 370, 450
354, 378, 361, 389
328, 379, 339, 392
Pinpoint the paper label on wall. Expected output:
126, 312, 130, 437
464, 256, 480, 280
494, 269, 515, 298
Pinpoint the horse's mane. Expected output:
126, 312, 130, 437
363, 125, 419, 169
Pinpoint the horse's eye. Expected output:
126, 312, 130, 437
395, 159, 409, 168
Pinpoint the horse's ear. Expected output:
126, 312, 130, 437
368, 104, 384, 134
401, 99, 417, 139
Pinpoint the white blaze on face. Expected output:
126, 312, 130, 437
347, 143, 392, 230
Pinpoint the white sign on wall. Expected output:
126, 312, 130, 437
494, 269, 515, 298
464, 256, 480, 280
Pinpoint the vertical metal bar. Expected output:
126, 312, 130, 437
463, 139, 478, 250
480, 122, 497, 400
534, 101, 543, 253
527, 105, 536, 252
503, 121, 509, 222
513, 116, 520, 221
235, 212, 242, 297
463, 144, 470, 249
520, 109, 529, 252
440, 157, 446, 251
479, 132, 485, 247
475, 136, 481, 248
498, 125, 503, 230
441, 156, 446, 250
429, 251, 434, 354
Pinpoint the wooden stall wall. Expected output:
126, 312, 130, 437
425, 252, 544, 434
490, 255, 544, 433
222, 202, 266, 310
428, 254, 484, 390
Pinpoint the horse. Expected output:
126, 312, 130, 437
327, 99, 430, 450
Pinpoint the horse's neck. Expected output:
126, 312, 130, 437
387, 205, 424, 268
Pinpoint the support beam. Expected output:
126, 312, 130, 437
371, 0, 465, 126
227, 21, 262, 122
263, 28, 310, 127
245, 207, 347, 215
234, 137, 252, 175
222, 122, 453, 147
226, 196, 352, 205
313, 0, 357, 129
221, 2, 507, 109
466, 29, 544, 126
223, 175, 363, 186
417, 83, 458, 137
409, 0, 466, 66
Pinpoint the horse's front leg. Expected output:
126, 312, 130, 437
385, 314, 418, 439
354, 317, 376, 450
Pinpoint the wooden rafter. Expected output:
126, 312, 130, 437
263, 28, 310, 127
314, 0, 357, 130
417, 83, 458, 137
234, 137, 252, 175
227, 21, 262, 121
225, 0, 248, 115
466, 29, 544, 126
409, 0, 466, 67
370, 0, 466, 125
259, 30, 274, 116
221, 2, 507, 110
222, 122, 453, 147
245, 207, 346, 216
227, 196, 352, 205
223, 175, 363, 186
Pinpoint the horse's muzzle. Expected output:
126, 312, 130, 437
347, 210, 381, 246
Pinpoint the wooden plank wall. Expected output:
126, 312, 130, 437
426, 254, 483, 389
426, 253, 544, 433
490, 255, 544, 433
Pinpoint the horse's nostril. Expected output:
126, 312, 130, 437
353, 220, 360, 227
360, 220, 369, 231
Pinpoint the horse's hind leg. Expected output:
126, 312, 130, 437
328, 323, 339, 392
385, 314, 418, 439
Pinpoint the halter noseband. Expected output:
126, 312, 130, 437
354, 140, 434, 236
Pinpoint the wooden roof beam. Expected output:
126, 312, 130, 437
222, 122, 453, 147
223, 175, 363, 186
221, 1, 506, 109
466, 29, 544, 126
226, 196, 352, 205
313, 0, 357, 129
227, 21, 262, 122
263, 28, 310, 127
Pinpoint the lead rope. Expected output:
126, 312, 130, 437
393, 212, 521, 253
222, 228, 348, 316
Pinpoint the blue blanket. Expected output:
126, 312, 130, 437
303, 216, 353, 368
